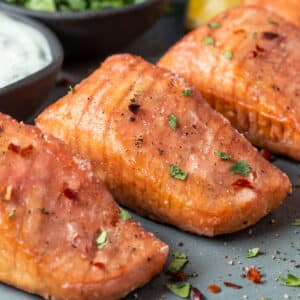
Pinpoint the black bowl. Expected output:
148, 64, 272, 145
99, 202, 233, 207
0, 0, 169, 58
0, 12, 63, 120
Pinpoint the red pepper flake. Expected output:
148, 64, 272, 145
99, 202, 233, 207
91, 261, 105, 270
8, 143, 33, 156
231, 179, 254, 189
262, 32, 279, 40
250, 51, 258, 58
128, 103, 140, 114
8, 143, 21, 153
191, 287, 205, 300
170, 271, 188, 282
246, 267, 262, 284
223, 281, 243, 289
260, 149, 272, 161
208, 284, 221, 293
63, 188, 77, 200
20, 145, 34, 156
233, 28, 245, 34
256, 44, 265, 52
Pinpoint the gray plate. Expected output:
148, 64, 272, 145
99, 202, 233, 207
1, 1, 299, 299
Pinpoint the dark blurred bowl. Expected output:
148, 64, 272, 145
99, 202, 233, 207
0, 12, 63, 120
0, 0, 169, 58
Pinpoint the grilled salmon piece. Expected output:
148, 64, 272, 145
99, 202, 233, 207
243, 0, 300, 27
158, 6, 300, 160
0, 113, 168, 300
36, 54, 291, 236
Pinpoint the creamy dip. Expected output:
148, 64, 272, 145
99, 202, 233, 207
0, 13, 52, 88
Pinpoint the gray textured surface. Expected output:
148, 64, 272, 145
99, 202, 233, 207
1, 1, 300, 299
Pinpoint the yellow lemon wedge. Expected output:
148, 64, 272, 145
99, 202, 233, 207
186, 0, 241, 29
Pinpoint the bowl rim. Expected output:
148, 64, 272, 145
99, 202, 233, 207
0, 11, 64, 95
0, 0, 163, 20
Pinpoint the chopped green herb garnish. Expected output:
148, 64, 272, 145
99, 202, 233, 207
230, 160, 252, 175
168, 114, 178, 130
223, 50, 233, 60
170, 165, 188, 181
215, 149, 231, 161
68, 85, 75, 94
268, 19, 279, 26
6, 0, 146, 12
135, 87, 144, 94
119, 207, 131, 221
245, 247, 260, 258
40, 208, 49, 215
279, 274, 300, 287
168, 252, 189, 273
181, 88, 192, 97
208, 22, 220, 29
96, 229, 108, 249
291, 218, 300, 226
8, 208, 15, 220
167, 282, 191, 298
252, 32, 258, 39
204, 36, 214, 45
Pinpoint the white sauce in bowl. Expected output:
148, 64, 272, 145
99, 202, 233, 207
0, 13, 52, 88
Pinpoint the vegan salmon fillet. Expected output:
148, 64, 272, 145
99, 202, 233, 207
36, 54, 291, 236
0, 112, 168, 300
159, 6, 300, 160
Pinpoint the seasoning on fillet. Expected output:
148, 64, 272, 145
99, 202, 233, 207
0, 112, 168, 300
158, 6, 300, 160
36, 54, 291, 236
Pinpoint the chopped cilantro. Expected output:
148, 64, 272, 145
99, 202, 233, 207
8, 208, 15, 220
252, 32, 258, 39
168, 252, 189, 273
229, 160, 251, 175
168, 114, 178, 130
68, 85, 75, 94
208, 22, 220, 29
181, 88, 192, 97
167, 282, 191, 298
40, 208, 49, 215
6, 0, 145, 12
279, 274, 300, 287
245, 247, 260, 258
204, 36, 214, 45
96, 229, 108, 249
291, 218, 300, 226
119, 207, 131, 221
135, 87, 144, 94
215, 149, 231, 161
170, 165, 188, 181
223, 50, 233, 60
268, 19, 279, 26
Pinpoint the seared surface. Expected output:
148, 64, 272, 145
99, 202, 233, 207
0, 113, 168, 300
243, 0, 300, 27
159, 6, 300, 160
37, 54, 291, 236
